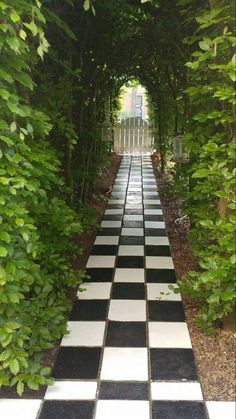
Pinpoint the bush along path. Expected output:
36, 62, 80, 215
1, 155, 234, 419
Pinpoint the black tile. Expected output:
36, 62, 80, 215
99, 382, 148, 400
119, 236, 144, 245
152, 401, 207, 419
107, 204, 124, 209
117, 256, 144, 268
39, 401, 94, 419
98, 228, 121, 236
144, 204, 162, 209
143, 195, 158, 199
91, 245, 117, 255
124, 209, 143, 215
142, 188, 157, 192
144, 215, 163, 221
143, 182, 156, 185
52, 347, 101, 379
114, 182, 128, 185
86, 268, 114, 282
145, 228, 166, 236
105, 321, 146, 347
123, 221, 143, 228
151, 348, 197, 381
69, 300, 108, 321
112, 283, 145, 299
146, 269, 176, 283
103, 215, 123, 221
146, 245, 171, 256
148, 301, 185, 321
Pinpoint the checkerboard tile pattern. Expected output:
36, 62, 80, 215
1, 156, 231, 419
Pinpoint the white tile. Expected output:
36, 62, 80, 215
95, 236, 119, 245
95, 400, 150, 419
149, 322, 191, 348
145, 237, 169, 245
86, 256, 116, 268
101, 348, 148, 381
121, 228, 144, 236
105, 209, 123, 215
45, 381, 97, 400
206, 402, 236, 419
0, 400, 41, 419
147, 283, 181, 301
143, 199, 161, 204
146, 256, 174, 269
61, 321, 106, 346
143, 185, 156, 189
108, 199, 125, 204
101, 221, 122, 228
118, 245, 144, 256
151, 382, 203, 401
108, 300, 146, 321
77, 283, 111, 300
114, 268, 145, 283
145, 221, 165, 229
144, 209, 163, 215
123, 215, 143, 221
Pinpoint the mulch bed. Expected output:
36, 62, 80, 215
151, 154, 235, 401
0, 152, 121, 399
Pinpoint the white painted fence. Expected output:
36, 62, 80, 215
114, 117, 154, 153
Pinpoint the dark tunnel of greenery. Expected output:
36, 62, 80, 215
0, 0, 235, 392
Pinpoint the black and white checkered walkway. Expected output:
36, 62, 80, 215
0, 156, 234, 419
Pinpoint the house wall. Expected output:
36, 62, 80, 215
120, 85, 148, 120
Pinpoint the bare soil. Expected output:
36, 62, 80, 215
151, 154, 236, 401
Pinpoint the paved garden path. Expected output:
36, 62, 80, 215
0, 155, 235, 419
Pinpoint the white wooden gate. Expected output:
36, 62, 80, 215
114, 117, 154, 153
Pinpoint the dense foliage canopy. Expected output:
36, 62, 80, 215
0, 0, 235, 393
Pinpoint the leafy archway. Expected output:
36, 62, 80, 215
0, 0, 234, 393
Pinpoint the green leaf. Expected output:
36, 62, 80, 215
0, 231, 11, 243
10, 121, 17, 132
15, 218, 24, 227
0, 88, 10, 100
199, 40, 210, 51
8, 293, 20, 303
199, 219, 214, 228
83, 0, 90, 11
16, 381, 24, 396
9, 359, 20, 375
0, 246, 7, 257
10, 10, 20, 23
221, 291, 235, 302
192, 169, 209, 178
230, 254, 236, 264
229, 70, 236, 82
0, 177, 9, 185
19, 29, 26, 40
207, 294, 220, 304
